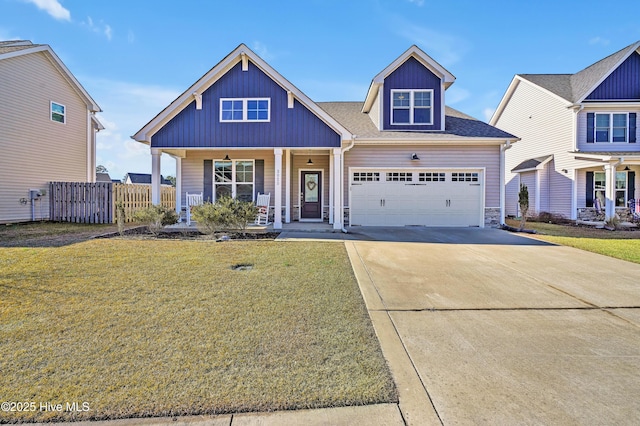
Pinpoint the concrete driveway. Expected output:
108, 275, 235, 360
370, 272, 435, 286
345, 227, 640, 425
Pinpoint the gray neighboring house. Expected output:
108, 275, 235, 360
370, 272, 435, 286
0, 40, 103, 223
124, 173, 172, 186
491, 40, 640, 221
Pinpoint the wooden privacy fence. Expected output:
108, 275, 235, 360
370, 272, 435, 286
49, 182, 176, 224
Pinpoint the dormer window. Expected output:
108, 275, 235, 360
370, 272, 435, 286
391, 89, 433, 125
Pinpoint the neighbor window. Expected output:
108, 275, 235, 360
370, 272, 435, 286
220, 98, 270, 122
391, 90, 433, 125
595, 113, 627, 142
594, 171, 627, 207
214, 160, 254, 202
51, 102, 65, 123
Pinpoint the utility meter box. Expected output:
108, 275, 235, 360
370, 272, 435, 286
29, 189, 43, 200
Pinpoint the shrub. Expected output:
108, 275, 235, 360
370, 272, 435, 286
132, 205, 179, 236
518, 183, 529, 231
190, 197, 259, 235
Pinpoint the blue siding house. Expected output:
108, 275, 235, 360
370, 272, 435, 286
134, 44, 516, 229
491, 41, 640, 222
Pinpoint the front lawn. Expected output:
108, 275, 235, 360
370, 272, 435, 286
0, 239, 396, 422
505, 219, 640, 264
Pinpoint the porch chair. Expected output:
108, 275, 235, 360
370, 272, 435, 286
186, 192, 203, 226
255, 192, 271, 225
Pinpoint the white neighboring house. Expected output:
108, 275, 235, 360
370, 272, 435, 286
0, 40, 103, 223
491, 40, 640, 221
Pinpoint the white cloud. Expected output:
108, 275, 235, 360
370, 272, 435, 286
392, 17, 469, 67
87, 78, 181, 179
483, 107, 496, 122
252, 41, 273, 61
589, 36, 610, 46
82, 16, 112, 40
408, 0, 425, 6
24, 0, 70, 22
446, 86, 470, 105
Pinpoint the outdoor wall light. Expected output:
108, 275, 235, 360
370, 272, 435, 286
411, 153, 420, 160
306, 158, 314, 165
624, 165, 631, 171
223, 154, 230, 161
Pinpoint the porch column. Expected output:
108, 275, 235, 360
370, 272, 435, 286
534, 170, 541, 215
571, 169, 578, 220
332, 148, 342, 230
499, 143, 506, 224
604, 163, 616, 220
151, 148, 161, 205
175, 156, 182, 218
329, 150, 334, 225
274, 148, 283, 229
285, 149, 291, 223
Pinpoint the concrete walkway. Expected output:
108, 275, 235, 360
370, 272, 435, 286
345, 227, 640, 425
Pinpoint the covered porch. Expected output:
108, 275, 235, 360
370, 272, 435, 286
573, 152, 640, 221
150, 147, 345, 230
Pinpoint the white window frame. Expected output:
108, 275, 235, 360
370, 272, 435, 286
593, 171, 627, 207
219, 98, 270, 122
390, 89, 433, 125
594, 112, 628, 143
213, 159, 255, 202
50, 101, 65, 124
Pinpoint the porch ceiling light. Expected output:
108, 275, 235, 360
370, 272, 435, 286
307, 158, 313, 165
624, 165, 631, 171
224, 154, 230, 161
411, 153, 420, 161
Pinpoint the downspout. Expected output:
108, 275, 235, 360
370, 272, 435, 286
340, 136, 357, 233
500, 140, 512, 226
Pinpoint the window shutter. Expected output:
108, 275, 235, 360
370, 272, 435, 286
203, 160, 213, 202
628, 171, 636, 202
586, 171, 594, 207
254, 159, 264, 199
629, 113, 636, 143
586, 113, 595, 143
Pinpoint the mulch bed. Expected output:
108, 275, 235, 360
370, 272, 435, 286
96, 226, 281, 241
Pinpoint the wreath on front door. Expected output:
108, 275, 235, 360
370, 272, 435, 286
306, 179, 317, 191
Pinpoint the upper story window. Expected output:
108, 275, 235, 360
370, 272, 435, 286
220, 98, 270, 122
51, 102, 65, 124
587, 112, 637, 143
391, 90, 433, 125
595, 113, 628, 142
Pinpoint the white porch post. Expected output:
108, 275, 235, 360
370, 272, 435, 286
274, 148, 283, 229
175, 156, 182, 218
151, 148, 162, 205
332, 148, 342, 230
571, 169, 578, 220
329, 150, 334, 225
534, 170, 541, 215
285, 149, 291, 223
604, 163, 616, 220
499, 144, 506, 224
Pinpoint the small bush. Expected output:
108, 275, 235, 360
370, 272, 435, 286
132, 205, 179, 235
532, 211, 572, 225
191, 197, 259, 235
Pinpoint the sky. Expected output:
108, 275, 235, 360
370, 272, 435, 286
3, 0, 640, 181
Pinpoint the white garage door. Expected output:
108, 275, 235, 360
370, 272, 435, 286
350, 169, 483, 227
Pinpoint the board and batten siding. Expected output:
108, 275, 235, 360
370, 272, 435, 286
343, 144, 500, 207
493, 79, 578, 218
0, 52, 89, 223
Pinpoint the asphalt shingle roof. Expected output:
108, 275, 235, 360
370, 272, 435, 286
511, 155, 553, 172
317, 102, 516, 140
0, 40, 42, 56
518, 41, 640, 103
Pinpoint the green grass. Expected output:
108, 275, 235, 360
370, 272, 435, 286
0, 222, 120, 247
0, 239, 396, 422
506, 219, 640, 264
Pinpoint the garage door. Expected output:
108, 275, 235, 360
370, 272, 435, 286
350, 169, 483, 227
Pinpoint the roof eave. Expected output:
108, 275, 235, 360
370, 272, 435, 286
133, 44, 353, 143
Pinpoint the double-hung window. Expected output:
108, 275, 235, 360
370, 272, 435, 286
220, 98, 270, 122
391, 90, 433, 125
593, 171, 627, 207
595, 113, 628, 142
51, 102, 65, 123
214, 160, 254, 202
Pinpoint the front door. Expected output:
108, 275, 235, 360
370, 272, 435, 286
301, 171, 322, 219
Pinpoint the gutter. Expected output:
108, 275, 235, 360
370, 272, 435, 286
340, 136, 357, 233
